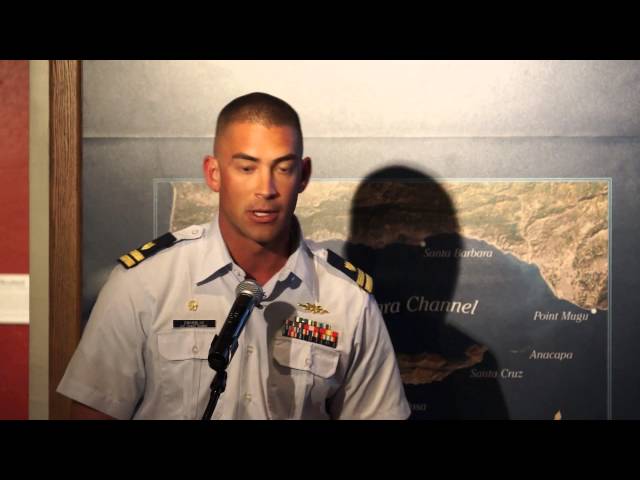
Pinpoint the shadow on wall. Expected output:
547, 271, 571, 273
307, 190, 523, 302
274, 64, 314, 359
345, 165, 509, 419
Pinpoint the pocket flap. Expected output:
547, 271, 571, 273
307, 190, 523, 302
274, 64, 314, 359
273, 336, 339, 379
157, 329, 216, 361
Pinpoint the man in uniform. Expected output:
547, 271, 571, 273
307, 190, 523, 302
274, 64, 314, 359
57, 92, 410, 420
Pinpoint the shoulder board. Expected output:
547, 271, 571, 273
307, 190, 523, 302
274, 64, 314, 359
118, 225, 203, 269
325, 249, 374, 294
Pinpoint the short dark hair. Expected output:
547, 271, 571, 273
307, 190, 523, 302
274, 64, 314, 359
214, 92, 303, 155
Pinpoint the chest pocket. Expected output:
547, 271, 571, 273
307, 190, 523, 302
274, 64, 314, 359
156, 329, 217, 419
158, 329, 215, 360
272, 336, 340, 379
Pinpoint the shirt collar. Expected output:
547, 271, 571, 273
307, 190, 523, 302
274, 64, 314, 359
194, 212, 318, 301
194, 212, 235, 286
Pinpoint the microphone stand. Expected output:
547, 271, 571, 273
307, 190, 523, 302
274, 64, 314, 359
201, 326, 242, 420
202, 371, 226, 421
201, 280, 262, 421
201, 342, 236, 421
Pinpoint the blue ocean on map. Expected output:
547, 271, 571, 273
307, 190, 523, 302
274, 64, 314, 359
318, 234, 608, 420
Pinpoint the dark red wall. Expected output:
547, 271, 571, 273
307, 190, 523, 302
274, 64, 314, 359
0, 60, 30, 419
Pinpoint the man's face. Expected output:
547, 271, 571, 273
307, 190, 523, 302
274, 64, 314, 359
203, 121, 311, 250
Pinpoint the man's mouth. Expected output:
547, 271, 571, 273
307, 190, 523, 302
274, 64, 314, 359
249, 210, 279, 223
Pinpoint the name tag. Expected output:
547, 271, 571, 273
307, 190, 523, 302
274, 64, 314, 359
173, 320, 216, 328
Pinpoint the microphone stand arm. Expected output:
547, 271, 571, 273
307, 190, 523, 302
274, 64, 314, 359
201, 293, 256, 421
201, 335, 241, 420
202, 280, 262, 420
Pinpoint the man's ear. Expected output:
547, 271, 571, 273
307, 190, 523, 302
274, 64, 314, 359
203, 155, 221, 192
298, 156, 312, 193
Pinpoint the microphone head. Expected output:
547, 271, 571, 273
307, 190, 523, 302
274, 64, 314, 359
236, 279, 263, 301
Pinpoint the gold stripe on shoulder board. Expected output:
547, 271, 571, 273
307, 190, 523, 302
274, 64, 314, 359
364, 273, 373, 293
325, 249, 374, 294
119, 255, 136, 268
130, 250, 145, 262
117, 231, 181, 269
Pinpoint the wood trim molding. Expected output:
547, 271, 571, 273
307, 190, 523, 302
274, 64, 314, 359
49, 61, 82, 420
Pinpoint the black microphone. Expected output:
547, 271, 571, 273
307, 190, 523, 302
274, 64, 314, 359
208, 279, 263, 372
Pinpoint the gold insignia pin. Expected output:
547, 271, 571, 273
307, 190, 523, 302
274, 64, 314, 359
188, 300, 199, 312
141, 241, 155, 251
344, 261, 357, 272
298, 303, 329, 314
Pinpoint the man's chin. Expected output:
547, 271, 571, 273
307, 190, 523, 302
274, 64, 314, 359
245, 227, 282, 247
253, 234, 284, 249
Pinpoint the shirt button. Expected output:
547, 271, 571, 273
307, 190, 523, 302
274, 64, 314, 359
192, 345, 199, 354
244, 393, 252, 402
304, 358, 312, 367
247, 345, 254, 354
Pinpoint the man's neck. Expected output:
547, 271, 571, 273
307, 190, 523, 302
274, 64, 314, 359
219, 219, 296, 286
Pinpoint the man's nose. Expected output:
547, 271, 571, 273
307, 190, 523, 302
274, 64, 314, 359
256, 170, 278, 198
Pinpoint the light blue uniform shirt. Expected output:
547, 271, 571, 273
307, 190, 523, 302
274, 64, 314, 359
58, 213, 410, 420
